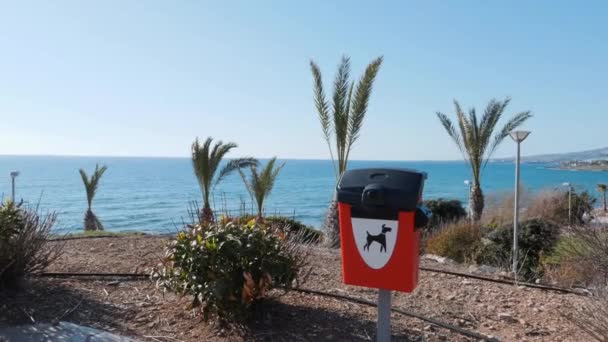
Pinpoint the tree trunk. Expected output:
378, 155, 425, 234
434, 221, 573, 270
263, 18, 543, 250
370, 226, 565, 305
323, 199, 340, 248
84, 209, 102, 231
603, 192, 607, 212
470, 184, 484, 222
200, 203, 214, 224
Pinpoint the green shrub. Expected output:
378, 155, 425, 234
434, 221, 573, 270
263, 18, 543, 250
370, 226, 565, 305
423, 198, 467, 229
425, 221, 483, 263
0, 200, 63, 289
219, 214, 322, 244
477, 218, 560, 279
541, 235, 596, 286
155, 220, 306, 321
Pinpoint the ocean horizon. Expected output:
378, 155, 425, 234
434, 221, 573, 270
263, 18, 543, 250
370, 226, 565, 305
0, 155, 606, 234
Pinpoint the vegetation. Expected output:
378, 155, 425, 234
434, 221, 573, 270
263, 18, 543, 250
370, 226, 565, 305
238, 157, 285, 219
425, 221, 484, 263
477, 218, 560, 280
423, 198, 467, 230
79, 164, 108, 231
598, 183, 607, 212
155, 219, 308, 322
0, 200, 63, 289
191, 137, 258, 223
310, 55, 383, 247
224, 214, 322, 244
436, 98, 532, 221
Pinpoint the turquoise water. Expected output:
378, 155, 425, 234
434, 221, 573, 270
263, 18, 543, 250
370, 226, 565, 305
0, 156, 606, 233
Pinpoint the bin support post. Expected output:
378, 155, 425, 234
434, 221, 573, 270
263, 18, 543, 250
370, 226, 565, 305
377, 289, 391, 342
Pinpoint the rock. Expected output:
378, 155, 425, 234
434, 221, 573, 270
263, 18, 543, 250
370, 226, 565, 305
423, 254, 448, 264
461, 280, 472, 285
447, 294, 456, 301
535, 279, 541, 284
519, 319, 527, 325
423, 325, 433, 331
108, 243, 114, 247
498, 312, 516, 323
468, 264, 499, 274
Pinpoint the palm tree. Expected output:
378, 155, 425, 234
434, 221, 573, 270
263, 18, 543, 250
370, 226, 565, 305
191, 137, 257, 223
598, 183, 607, 212
238, 157, 285, 219
310, 55, 383, 247
79, 164, 108, 231
436, 98, 532, 221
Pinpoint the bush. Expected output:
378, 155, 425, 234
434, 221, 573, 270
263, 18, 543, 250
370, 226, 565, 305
425, 221, 483, 263
155, 219, 308, 321
543, 225, 608, 286
0, 200, 63, 289
218, 214, 322, 244
477, 218, 560, 279
526, 189, 596, 225
423, 198, 467, 229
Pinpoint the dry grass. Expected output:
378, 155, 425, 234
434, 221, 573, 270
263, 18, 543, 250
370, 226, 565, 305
425, 220, 484, 263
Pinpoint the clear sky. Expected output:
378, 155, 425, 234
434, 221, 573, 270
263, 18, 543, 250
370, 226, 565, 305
0, 1, 606, 160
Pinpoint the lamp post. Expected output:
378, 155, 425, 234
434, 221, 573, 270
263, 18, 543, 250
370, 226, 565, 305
509, 130, 530, 280
464, 180, 472, 223
10, 171, 20, 202
562, 182, 572, 225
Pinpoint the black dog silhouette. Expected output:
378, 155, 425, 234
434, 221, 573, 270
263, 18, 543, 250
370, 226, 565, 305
363, 224, 392, 252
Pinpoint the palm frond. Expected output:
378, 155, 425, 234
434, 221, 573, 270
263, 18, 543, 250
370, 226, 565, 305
344, 56, 383, 170
485, 110, 532, 165
436, 112, 465, 158
215, 157, 258, 187
238, 157, 284, 217
310, 60, 336, 176
78, 164, 107, 209
332, 56, 351, 173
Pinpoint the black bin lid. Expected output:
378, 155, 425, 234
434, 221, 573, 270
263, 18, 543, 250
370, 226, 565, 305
337, 168, 427, 212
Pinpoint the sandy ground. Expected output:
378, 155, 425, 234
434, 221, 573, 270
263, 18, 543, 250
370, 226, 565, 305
0, 235, 593, 341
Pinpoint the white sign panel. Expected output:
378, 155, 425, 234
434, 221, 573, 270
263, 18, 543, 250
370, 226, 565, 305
351, 217, 398, 269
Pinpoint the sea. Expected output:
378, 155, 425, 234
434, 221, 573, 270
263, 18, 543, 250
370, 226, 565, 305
0, 155, 606, 234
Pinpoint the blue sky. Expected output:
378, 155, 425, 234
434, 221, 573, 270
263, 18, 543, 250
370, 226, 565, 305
0, 1, 606, 160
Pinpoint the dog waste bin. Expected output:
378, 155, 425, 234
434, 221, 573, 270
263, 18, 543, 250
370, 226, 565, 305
337, 168, 429, 293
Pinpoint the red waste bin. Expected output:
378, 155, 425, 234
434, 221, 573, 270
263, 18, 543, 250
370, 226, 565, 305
337, 169, 428, 292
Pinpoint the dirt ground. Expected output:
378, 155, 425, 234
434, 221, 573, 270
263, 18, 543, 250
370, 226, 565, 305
0, 235, 592, 341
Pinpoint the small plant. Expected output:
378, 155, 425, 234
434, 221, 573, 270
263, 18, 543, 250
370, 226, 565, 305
79, 164, 107, 231
238, 157, 285, 219
155, 220, 307, 322
423, 198, 467, 229
191, 137, 257, 223
564, 289, 608, 341
425, 221, 484, 263
0, 200, 63, 289
478, 218, 560, 280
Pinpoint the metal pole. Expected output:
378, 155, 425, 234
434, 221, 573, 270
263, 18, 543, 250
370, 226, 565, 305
11, 175, 16, 202
377, 289, 391, 342
568, 186, 572, 225
513, 141, 521, 279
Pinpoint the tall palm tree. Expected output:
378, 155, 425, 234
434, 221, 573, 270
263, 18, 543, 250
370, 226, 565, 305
436, 98, 532, 221
310, 55, 383, 247
310, 56, 383, 247
598, 183, 607, 212
79, 164, 108, 231
238, 157, 285, 219
191, 137, 257, 223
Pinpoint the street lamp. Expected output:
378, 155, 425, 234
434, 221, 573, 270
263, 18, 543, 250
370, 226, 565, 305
562, 182, 572, 225
10, 171, 20, 202
509, 130, 530, 280
464, 180, 472, 223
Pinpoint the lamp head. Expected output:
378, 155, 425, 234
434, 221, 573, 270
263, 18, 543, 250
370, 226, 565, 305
10, 171, 20, 178
509, 130, 531, 143
562, 182, 571, 187
464, 180, 471, 186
